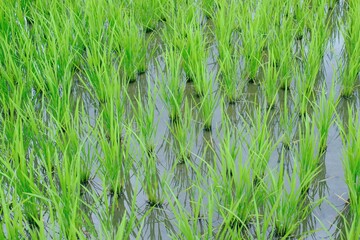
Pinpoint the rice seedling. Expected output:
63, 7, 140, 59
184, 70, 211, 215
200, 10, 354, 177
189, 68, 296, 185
97, 108, 131, 196
130, 80, 158, 153
161, 1, 198, 51
170, 99, 194, 163
279, 90, 297, 149
246, 106, 278, 182
261, 49, 280, 109
313, 82, 337, 154
293, 66, 313, 117
198, 84, 218, 131
201, 0, 216, 18
296, 116, 322, 193
213, 0, 238, 61
340, 0, 360, 97
158, 47, 185, 122
338, 107, 360, 217
267, 151, 321, 238
238, 1, 268, 83
116, 12, 149, 82
182, 24, 208, 88
131, 0, 162, 32
217, 47, 244, 104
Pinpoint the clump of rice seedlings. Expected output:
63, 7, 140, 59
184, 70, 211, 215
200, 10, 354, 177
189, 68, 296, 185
279, 90, 296, 149
213, 0, 238, 61
3, 118, 43, 229
97, 101, 131, 195
158, 47, 185, 122
198, 84, 218, 131
182, 24, 208, 88
218, 107, 240, 179
46, 150, 87, 239
268, 152, 320, 238
94, 185, 143, 239
338, 107, 360, 217
82, 33, 122, 104
313, 82, 337, 154
293, 66, 313, 117
116, 12, 148, 82
268, 12, 295, 90
340, 1, 360, 97
238, 3, 267, 83
170, 99, 194, 163
201, 0, 216, 18
132, 0, 162, 32
0, 180, 28, 238
142, 152, 163, 207
296, 117, 322, 193
217, 47, 245, 104
301, 22, 328, 94
217, 159, 257, 234
161, 1, 198, 50
246, 106, 277, 182
261, 49, 280, 109
131, 81, 158, 153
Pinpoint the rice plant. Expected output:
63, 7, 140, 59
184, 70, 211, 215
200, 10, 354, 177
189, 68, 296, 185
131, 80, 158, 153
313, 82, 337, 154
198, 85, 218, 131
217, 47, 244, 104
158, 47, 185, 122
340, 0, 360, 97
238, 1, 267, 83
116, 12, 148, 82
170, 99, 194, 163
213, 0, 238, 61
261, 49, 280, 109
246, 106, 278, 182
268, 152, 320, 238
296, 117, 322, 193
339, 107, 360, 217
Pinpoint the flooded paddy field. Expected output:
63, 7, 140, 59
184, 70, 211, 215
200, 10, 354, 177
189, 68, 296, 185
0, 0, 359, 239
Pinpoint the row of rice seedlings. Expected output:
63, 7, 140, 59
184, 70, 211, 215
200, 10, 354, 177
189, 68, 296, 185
338, 107, 360, 218
158, 47, 185, 122
340, 0, 360, 97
